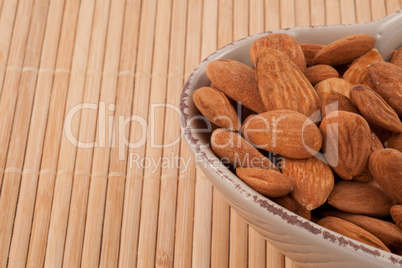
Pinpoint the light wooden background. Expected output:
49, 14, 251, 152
0, 0, 399, 267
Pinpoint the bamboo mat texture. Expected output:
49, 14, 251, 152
0, 0, 400, 267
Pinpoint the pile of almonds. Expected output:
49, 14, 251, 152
193, 33, 402, 255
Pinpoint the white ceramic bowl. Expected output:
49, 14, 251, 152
180, 11, 402, 268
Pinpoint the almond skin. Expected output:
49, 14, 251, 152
369, 148, 402, 204
211, 128, 277, 170
256, 48, 321, 118
369, 122, 395, 144
305, 64, 339, 85
314, 78, 352, 99
282, 157, 334, 210
320, 91, 359, 119
350, 85, 402, 133
353, 130, 383, 183
250, 33, 306, 72
391, 205, 402, 229
206, 59, 266, 113
300, 43, 324, 66
193, 87, 240, 131
327, 180, 395, 217
385, 134, 402, 153
352, 167, 373, 183
318, 217, 390, 252
236, 168, 293, 197
313, 34, 376, 65
367, 61, 402, 116
242, 110, 322, 159
320, 111, 371, 180
391, 46, 402, 68
322, 211, 402, 252
343, 49, 384, 85
391, 50, 397, 61
271, 194, 311, 220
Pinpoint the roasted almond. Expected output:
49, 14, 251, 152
250, 33, 306, 72
318, 216, 390, 252
314, 78, 352, 99
343, 49, 384, 85
300, 43, 324, 66
369, 148, 402, 204
305, 64, 339, 85
385, 134, 402, 153
391, 46, 402, 68
193, 87, 240, 131
313, 34, 376, 65
256, 48, 321, 117
236, 168, 293, 197
282, 157, 334, 210
367, 61, 402, 116
320, 111, 371, 180
319, 91, 359, 119
211, 128, 277, 170
322, 211, 402, 252
350, 85, 402, 133
271, 194, 311, 220
206, 59, 266, 113
391, 205, 402, 229
242, 110, 322, 159
327, 180, 395, 217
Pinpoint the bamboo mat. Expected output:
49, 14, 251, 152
0, 0, 400, 267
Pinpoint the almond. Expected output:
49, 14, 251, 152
322, 211, 402, 252
206, 59, 266, 113
271, 194, 311, 220
317, 216, 390, 252
390, 50, 397, 61
305, 64, 339, 85
242, 110, 322, 159
211, 128, 277, 170
282, 157, 334, 210
314, 78, 352, 99
385, 134, 402, 153
300, 43, 324, 66
368, 129, 386, 152
353, 130, 383, 183
369, 148, 402, 204
236, 168, 293, 197
391, 205, 402, 229
343, 49, 383, 85
391, 46, 402, 68
369, 122, 395, 144
313, 34, 376, 65
352, 168, 373, 183
350, 85, 402, 133
256, 48, 321, 117
327, 180, 395, 217
367, 61, 402, 116
210, 82, 219, 90
320, 91, 359, 119
250, 33, 306, 72
320, 111, 371, 180
193, 87, 240, 131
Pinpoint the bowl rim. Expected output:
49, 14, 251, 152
179, 10, 402, 266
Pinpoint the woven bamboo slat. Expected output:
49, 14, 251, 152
0, 1, 398, 267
